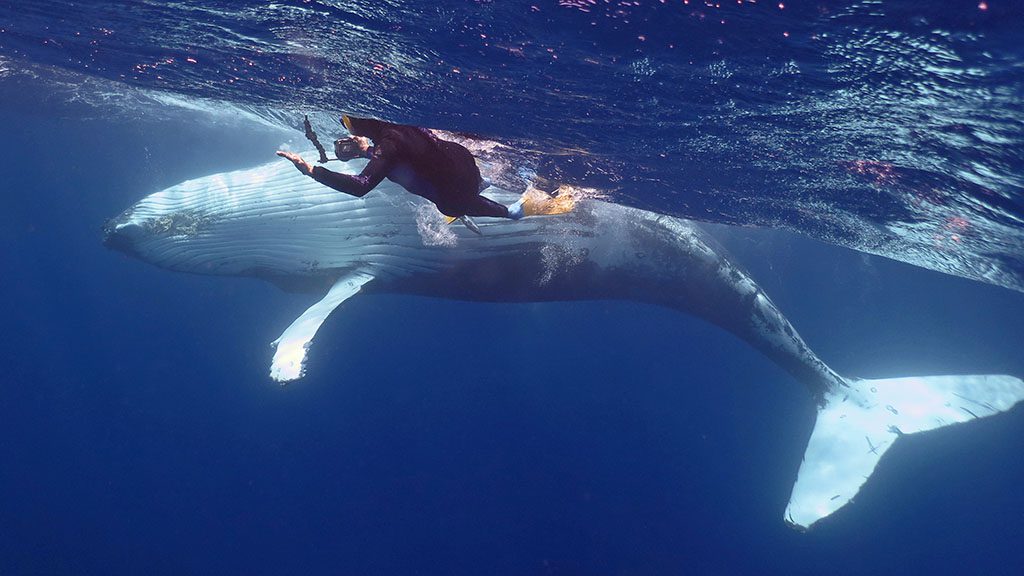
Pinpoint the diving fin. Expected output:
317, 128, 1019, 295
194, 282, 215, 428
513, 186, 577, 218
442, 214, 483, 235
458, 215, 482, 235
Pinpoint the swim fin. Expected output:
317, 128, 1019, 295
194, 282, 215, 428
443, 214, 483, 235
513, 187, 577, 218
458, 215, 482, 235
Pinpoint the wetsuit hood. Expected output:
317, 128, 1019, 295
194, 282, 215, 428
342, 115, 385, 139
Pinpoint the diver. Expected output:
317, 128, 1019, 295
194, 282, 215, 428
277, 115, 573, 227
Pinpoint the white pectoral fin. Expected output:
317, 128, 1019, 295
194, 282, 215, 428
269, 270, 375, 383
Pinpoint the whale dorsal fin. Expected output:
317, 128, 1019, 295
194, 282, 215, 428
269, 269, 375, 383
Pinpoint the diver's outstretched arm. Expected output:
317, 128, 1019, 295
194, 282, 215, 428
310, 146, 393, 197
277, 145, 394, 198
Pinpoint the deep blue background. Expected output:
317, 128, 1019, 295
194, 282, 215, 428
2, 91, 1024, 574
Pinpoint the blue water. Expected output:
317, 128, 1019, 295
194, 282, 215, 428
2, 1, 1024, 574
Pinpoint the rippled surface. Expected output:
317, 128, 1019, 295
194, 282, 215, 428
2, 0, 1022, 290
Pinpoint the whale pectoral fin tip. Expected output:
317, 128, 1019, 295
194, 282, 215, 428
267, 269, 375, 384
269, 353, 304, 383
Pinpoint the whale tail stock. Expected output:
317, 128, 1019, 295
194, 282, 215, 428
786, 373, 1024, 530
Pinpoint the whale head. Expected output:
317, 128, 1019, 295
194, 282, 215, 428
102, 213, 147, 258
101, 155, 563, 282
101, 157, 398, 277
101, 180, 250, 274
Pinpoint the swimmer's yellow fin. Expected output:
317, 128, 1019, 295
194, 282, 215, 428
442, 214, 482, 235
518, 187, 577, 217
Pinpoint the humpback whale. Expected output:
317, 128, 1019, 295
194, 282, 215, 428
103, 152, 1024, 530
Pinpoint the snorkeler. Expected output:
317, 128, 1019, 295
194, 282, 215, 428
277, 115, 573, 226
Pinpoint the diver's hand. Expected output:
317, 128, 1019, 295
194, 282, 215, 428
276, 150, 313, 176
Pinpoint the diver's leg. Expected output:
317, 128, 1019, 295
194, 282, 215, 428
448, 187, 577, 220
459, 195, 513, 219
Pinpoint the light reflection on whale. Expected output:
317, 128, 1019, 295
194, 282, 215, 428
104, 152, 1024, 530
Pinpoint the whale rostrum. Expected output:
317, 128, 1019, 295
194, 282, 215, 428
104, 152, 1024, 530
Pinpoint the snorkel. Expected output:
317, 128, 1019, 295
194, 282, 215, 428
340, 114, 384, 139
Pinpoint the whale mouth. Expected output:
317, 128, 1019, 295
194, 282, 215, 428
102, 218, 143, 257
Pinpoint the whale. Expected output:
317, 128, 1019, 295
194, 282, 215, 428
103, 152, 1024, 530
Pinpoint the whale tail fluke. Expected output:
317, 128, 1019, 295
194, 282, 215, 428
785, 374, 1024, 530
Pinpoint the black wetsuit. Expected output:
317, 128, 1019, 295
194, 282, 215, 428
311, 117, 509, 219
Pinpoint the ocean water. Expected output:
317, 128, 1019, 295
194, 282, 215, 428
2, 1, 1024, 575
